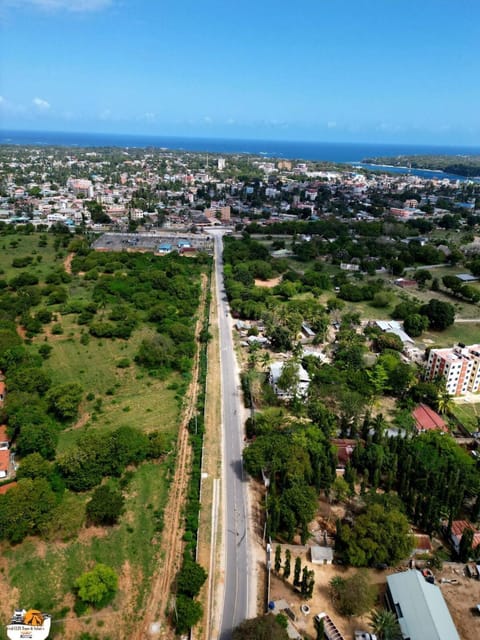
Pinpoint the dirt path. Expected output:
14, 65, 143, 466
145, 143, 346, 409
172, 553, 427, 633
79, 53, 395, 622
63, 252, 74, 274
133, 273, 208, 640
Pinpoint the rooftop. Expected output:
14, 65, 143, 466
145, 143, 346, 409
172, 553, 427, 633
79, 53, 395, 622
411, 404, 448, 433
387, 570, 459, 640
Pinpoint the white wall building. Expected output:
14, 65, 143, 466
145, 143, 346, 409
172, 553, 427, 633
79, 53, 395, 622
425, 344, 480, 396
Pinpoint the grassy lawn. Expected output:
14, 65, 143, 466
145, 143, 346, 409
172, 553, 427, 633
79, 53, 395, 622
37, 321, 183, 452
450, 403, 480, 434
0, 232, 61, 280
419, 322, 480, 348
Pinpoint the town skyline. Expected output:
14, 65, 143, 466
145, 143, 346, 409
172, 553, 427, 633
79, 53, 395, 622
1, 0, 480, 145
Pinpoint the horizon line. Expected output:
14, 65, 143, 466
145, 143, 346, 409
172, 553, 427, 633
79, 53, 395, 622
2, 128, 480, 151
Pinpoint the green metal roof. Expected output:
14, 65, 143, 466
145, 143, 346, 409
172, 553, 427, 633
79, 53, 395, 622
386, 570, 459, 640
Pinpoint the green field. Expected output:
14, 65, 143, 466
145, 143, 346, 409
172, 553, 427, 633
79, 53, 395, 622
0, 232, 62, 280
37, 321, 183, 452
0, 462, 171, 639
420, 322, 480, 348
450, 403, 480, 434
0, 231, 200, 637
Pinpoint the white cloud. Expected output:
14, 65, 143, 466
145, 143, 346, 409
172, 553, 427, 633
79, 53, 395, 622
33, 97, 50, 109
8, 0, 112, 12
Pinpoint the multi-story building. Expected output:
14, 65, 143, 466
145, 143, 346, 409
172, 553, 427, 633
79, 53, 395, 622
425, 344, 480, 396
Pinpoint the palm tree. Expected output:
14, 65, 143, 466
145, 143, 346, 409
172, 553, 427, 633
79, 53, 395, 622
436, 382, 452, 416
369, 609, 402, 640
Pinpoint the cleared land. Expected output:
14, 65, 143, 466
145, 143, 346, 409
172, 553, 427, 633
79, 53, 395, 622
0, 232, 205, 640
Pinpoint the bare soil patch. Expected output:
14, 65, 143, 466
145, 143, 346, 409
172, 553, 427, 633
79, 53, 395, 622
65, 409, 91, 432
254, 276, 282, 288
63, 252, 74, 275
437, 564, 480, 640
270, 559, 388, 639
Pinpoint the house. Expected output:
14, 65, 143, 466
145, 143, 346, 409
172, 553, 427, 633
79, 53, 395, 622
0, 481, 16, 495
373, 320, 414, 345
386, 570, 460, 640
395, 278, 417, 288
331, 439, 357, 469
0, 424, 9, 450
449, 520, 480, 555
456, 273, 479, 283
411, 404, 448, 434
0, 449, 10, 479
301, 323, 316, 340
412, 533, 433, 555
0, 380, 5, 405
310, 546, 334, 565
269, 361, 310, 400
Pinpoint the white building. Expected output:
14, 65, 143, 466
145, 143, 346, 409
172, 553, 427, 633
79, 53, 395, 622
425, 344, 480, 397
269, 361, 310, 400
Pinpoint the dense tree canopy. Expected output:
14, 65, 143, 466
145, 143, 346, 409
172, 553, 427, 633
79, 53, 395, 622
336, 501, 413, 567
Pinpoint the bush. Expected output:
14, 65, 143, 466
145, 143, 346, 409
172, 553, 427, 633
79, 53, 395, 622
86, 485, 124, 526
75, 564, 118, 608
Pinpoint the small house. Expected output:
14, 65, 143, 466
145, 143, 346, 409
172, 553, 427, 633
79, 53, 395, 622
412, 404, 448, 434
310, 546, 334, 565
374, 320, 414, 345
0, 425, 9, 450
269, 361, 310, 401
0, 449, 10, 479
0, 380, 5, 405
450, 520, 480, 555
0, 482, 16, 495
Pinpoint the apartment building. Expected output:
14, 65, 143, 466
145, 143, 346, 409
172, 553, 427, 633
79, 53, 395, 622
425, 344, 480, 396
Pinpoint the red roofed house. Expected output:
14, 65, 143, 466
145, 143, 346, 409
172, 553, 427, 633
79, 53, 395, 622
412, 403, 448, 433
0, 449, 10, 479
0, 481, 16, 495
0, 380, 5, 405
0, 425, 9, 450
331, 439, 357, 471
450, 520, 480, 555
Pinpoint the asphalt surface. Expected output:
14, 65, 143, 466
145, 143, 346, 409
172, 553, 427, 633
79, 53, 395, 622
213, 231, 250, 639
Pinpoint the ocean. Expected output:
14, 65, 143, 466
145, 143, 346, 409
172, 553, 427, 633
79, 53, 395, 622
1, 129, 480, 180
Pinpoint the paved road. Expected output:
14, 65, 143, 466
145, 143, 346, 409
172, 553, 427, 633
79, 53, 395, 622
212, 231, 250, 639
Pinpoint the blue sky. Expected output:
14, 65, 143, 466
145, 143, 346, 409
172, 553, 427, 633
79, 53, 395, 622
1, 0, 479, 144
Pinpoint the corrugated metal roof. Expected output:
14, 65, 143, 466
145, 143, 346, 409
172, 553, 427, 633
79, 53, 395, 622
387, 570, 459, 640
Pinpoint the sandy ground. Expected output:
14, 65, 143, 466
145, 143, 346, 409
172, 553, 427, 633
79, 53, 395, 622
254, 276, 282, 288
269, 555, 388, 639
436, 563, 480, 640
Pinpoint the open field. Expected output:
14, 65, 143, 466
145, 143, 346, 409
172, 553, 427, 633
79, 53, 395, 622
420, 322, 480, 348
450, 402, 480, 434
0, 232, 62, 280
0, 232, 205, 638
0, 461, 171, 640
36, 321, 183, 452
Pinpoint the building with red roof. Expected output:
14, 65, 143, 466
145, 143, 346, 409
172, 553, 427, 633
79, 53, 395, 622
0, 424, 9, 450
0, 449, 10, 479
450, 520, 480, 554
0, 481, 16, 495
411, 404, 448, 433
331, 439, 358, 469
